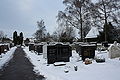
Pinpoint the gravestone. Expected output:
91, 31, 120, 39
76, 43, 96, 61
0, 44, 9, 54
81, 44, 96, 61
108, 41, 120, 59
4, 44, 9, 51
47, 43, 72, 64
34, 44, 43, 54
43, 44, 48, 59
29, 43, 35, 51
0, 45, 2, 55
47, 45, 56, 64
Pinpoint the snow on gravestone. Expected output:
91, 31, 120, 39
108, 41, 120, 59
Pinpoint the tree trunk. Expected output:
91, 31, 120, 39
102, 0, 108, 42
80, 7, 83, 41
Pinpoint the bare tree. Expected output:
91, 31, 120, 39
57, 0, 93, 41
34, 19, 47, 41
54, 25, 76, 42
0, 31, 5, 39
0, 30, 7, 42
52, 31, 58, 41
65, 26, 76, 40
91, 0, 120, 41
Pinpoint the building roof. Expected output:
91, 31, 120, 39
85, 27, 99, 38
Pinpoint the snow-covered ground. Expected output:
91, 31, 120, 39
23, 47, 120, 80
0, 47, 17, 69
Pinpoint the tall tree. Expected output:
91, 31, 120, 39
19, 32, 23, 45
57, 0, 93, 41
34, 19, 47, 42
91, 0, 120, 41
13, 31, 18, 46
108, 22, 119, 42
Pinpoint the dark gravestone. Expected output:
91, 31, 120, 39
58, 44, 72, 62
47, 44, 72, 64
29, 44, 35, 51
0, 45, 5, 53
102, 41, 109, 47
4, 45, 9, 51
0, 45, 1, 55
35, 44, 43, 53
82, 45, 96, 61
47, 45, 56, 64
77, 44, 96, 61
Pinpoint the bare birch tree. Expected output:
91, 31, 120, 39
57, 0, 93, 41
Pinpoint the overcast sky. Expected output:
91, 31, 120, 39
0, 0, 65, 38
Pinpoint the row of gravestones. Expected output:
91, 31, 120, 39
0, 43, 13, 55
28, 42, 97, 64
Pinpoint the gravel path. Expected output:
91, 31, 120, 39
0, 47, 44, 80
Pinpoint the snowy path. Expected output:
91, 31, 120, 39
0, 47, 44, 80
